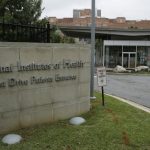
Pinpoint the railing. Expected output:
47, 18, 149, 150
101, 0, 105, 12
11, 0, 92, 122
0, 22, 50, 43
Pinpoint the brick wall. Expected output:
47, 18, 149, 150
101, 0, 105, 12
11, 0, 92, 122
49, 16, 150, 29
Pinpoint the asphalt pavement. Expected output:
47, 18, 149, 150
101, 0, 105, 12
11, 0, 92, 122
94, 74, 150, 108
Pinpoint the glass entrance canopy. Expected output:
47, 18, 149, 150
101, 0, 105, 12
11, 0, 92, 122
103, 40, 150, 68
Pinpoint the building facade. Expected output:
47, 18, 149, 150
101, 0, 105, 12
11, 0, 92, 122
103, 40, 150, 68
73, 9, 101, 19
49, 9, 150, 69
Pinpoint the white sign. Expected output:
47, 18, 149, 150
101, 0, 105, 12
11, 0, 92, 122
97, 67, 107, 87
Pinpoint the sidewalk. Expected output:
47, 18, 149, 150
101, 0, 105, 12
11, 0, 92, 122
106, 93, 150, 113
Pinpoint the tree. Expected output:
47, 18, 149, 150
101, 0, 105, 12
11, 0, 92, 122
50, 26, 75, 43
0, 0, 43, 24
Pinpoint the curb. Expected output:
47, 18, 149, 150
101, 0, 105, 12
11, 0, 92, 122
106, 94, 150, 114
107, 72, 150, 76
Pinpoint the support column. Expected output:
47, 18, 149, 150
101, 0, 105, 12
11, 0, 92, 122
135, 46, 137, 67
122, 46, 123, 67
105, 46, 109, 68
103, 45, 105, 67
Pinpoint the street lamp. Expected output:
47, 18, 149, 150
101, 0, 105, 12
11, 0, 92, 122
90, 0, 96, 99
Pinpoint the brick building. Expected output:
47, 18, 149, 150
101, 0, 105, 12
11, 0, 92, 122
73, 9, 101, 18
48, 10, 150, 30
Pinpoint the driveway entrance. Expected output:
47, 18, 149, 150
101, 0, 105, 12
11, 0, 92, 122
94, 74, 150, 108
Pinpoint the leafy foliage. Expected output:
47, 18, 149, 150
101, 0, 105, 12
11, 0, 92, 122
50, 25, 75, 43
0, 0, 43, 24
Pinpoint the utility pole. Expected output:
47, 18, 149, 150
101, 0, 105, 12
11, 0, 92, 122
90, 0, 96, 99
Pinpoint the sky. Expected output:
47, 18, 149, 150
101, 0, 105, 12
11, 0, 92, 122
41, 0, 150, 20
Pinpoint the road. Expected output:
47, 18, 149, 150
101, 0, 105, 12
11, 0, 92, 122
94, 74, 150, 108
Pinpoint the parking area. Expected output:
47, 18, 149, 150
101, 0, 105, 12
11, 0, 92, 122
94, 74, 150, 108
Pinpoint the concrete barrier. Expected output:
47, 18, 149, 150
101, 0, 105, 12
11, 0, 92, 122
0, 42, 91, 134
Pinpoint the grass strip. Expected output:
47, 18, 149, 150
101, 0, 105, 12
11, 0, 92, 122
0, 92, 150, 150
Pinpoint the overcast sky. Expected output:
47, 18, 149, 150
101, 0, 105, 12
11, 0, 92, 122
41, 0, 150, 20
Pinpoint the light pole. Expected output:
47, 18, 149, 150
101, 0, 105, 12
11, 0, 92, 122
90, 0, 96, 99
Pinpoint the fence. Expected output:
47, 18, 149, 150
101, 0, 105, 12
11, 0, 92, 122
0, 22, 50, 43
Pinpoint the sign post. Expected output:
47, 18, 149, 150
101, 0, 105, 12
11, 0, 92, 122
96, 67, 107, 106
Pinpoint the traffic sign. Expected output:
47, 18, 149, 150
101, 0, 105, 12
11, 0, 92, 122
97, 67, 107, 87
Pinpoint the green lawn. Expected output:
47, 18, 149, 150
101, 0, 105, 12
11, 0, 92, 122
0, 92, 150, 150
